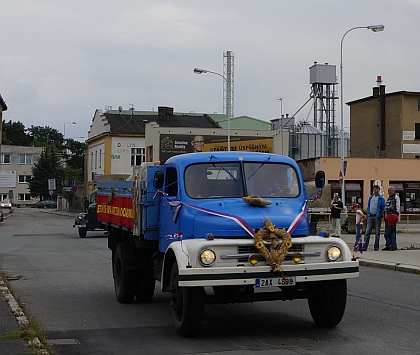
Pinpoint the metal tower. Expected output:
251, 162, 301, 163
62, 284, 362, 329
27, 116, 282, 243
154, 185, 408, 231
309, 62, 338, 156
223, 51, 234, 120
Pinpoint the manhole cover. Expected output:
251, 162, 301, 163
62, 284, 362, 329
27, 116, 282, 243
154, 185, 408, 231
47, 339, 80, 345
263, 337, 317, 346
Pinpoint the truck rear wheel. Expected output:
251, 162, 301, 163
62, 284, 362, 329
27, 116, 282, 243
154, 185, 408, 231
78, 227, 87, 238
170, 261, 205, 337
113, 243, 136, 304
136, 269, 155, 303
307, 279, 347, 327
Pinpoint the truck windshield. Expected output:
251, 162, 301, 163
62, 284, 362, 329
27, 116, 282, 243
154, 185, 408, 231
244, 162, 299, 197
185, 162, 300, 199
185, 163, 243, 198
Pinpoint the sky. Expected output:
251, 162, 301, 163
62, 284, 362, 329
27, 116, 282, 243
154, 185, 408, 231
1, 0, 419, 141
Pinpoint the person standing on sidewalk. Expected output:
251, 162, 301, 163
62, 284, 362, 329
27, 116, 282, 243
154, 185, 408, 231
383, 207, 398, 250
383, 186, 401, 250
330, 193, 343, 237
353, 202, 366, 248
363, 185, 386, 251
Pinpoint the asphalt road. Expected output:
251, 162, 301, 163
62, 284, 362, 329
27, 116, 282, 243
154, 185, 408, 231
1, 208, 419, 355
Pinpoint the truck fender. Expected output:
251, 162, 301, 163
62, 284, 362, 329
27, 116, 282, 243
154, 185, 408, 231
161, 241, 191, 292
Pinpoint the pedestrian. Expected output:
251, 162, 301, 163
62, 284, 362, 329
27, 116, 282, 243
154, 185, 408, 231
353, 202, 366, 249
383, 186, 401, 250
83, 197, 89, 213
363, 184, 386, 251
330, 193, 343, 237
383, 207, 398, 250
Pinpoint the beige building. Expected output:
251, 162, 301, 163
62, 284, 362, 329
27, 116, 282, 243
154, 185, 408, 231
0, 145, 44, 206
349, 85, 420, 159
298, 157, 420, 214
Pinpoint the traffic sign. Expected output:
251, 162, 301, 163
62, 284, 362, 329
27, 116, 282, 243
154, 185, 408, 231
71, 185, 78, 193
339, 171, 343, 185
49, 190, 54, 196
48, 179, 56, 190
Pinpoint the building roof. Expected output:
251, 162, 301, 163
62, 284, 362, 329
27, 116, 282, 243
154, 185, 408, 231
104, 112, 221, 135
347, 90, 420, 106
0, 94, 8, 111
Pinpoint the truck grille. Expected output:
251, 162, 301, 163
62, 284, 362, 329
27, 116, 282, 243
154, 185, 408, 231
237, 244, 304, 262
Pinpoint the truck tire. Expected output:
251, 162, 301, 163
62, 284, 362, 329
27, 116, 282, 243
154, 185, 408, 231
307, 279, 347, 327
170, 261, 205, 337
113, 243, 136, 304
136, 269, 155, 303
78, 227, 87, 238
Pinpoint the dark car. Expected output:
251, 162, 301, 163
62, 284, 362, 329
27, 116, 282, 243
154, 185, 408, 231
34, 200, 57, 209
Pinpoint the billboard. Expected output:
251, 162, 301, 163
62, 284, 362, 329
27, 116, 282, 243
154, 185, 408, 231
0, 170, 16, 188
159, 134, 274, 161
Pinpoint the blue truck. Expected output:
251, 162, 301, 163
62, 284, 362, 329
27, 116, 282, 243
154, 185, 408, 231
96, 152, 359, 337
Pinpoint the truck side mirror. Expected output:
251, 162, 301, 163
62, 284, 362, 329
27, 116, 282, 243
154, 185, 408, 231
315, 171, 325, 188
154, 171, 164, 189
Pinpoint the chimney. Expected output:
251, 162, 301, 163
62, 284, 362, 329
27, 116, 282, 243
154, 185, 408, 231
158, 106, 174, 120
373, 76, 385, 97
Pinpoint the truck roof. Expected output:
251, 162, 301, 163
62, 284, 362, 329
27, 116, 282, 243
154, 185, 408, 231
164, 151, 298, 167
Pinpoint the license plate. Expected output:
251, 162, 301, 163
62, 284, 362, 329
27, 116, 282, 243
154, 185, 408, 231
255, 277, 296, 288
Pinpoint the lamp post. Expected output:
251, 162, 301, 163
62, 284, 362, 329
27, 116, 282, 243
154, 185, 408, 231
339, 24, 384, 204
194, 67, 231, 151
64, 121, 77, 139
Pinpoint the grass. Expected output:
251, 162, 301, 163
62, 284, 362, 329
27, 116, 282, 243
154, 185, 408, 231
0, 260, 52, 355
399, 244, 420, 250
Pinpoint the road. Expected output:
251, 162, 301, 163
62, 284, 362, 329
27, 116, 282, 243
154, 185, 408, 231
1, 208, 419, 355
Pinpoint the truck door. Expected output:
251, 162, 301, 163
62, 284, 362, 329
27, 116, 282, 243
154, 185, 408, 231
141, 166, 161, 240
159, 166, 181, 248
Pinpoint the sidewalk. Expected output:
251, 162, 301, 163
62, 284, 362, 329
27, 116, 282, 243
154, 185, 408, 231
319, 220, 420, 274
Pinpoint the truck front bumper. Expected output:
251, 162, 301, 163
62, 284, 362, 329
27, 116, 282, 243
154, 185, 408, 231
177, 261, 359, 287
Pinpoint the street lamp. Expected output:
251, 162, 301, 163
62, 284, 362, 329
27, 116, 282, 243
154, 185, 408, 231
194, 67, 232, 151
63, 121, 77, 139
339, 24, 384, 204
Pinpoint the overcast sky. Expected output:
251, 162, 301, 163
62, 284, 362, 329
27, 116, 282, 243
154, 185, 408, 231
1, 0, 418, 140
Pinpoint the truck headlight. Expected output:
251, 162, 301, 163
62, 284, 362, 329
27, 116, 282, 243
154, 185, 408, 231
199, 249, 216, 266
326, 246, 341, 261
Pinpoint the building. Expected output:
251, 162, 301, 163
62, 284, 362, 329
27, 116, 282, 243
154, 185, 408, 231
0, 145, 44, 206
86, 106, 222, 194
298, 157, 420, 214
348, 83, 420, 159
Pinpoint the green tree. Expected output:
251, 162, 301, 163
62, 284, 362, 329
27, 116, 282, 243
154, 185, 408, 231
2, 120, 31, 146
29, 146, 63, 199
27, 125, 64, 149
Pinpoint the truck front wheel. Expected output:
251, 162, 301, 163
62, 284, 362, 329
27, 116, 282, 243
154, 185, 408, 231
170, 261, 205, 337
78, 227, 87, 238
113, 243, 136, 304
307, 279, 347, 327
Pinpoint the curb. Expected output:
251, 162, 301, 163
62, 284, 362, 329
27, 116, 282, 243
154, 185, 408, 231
0, 279, 49, 354
358, 259, 420, 274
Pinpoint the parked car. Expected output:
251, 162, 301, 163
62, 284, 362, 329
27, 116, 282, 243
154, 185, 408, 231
34, 200, 57, 209
0, 200, 12, 209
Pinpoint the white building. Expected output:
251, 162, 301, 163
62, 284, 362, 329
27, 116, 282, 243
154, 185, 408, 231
0, 145, 44, 206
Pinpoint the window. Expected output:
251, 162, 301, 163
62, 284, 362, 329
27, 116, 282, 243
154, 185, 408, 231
18, 194, 32, 201
131, 148, 145, 166
1, 154, 11, 164
99, 149, 102, 168
18, 154, 32, 164
90, 152, 94, 170
18, 175, 31, 183
415, 123, 420, 140
95, 151, 98, 169
418, 99, 420, 111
